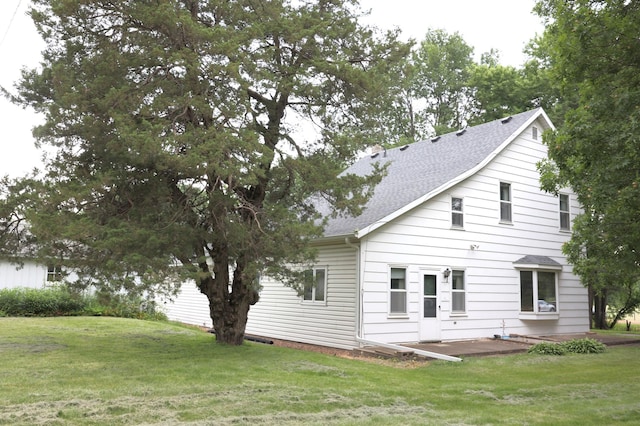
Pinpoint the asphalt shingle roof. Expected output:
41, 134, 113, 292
513, 255, 562, 267
322, 108, 544, 238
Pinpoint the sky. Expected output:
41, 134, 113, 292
0, 0, 544, 178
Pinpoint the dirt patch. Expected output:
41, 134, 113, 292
199, 327, 427, 367
252, 336, 428, 368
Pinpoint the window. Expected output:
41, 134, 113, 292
499, 182, 512, 222
520, 270, 557, 313
389, 268, 407, 315
303, 267, 326, 303
559, 194, 570, 230
451, 197, 464, 228
47, 265, 63, 282
451, 270, 466, 313
532, 126, 538, 140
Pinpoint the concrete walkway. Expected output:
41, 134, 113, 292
405, 333, 640, 359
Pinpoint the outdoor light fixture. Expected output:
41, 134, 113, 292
443, 268, 451, 283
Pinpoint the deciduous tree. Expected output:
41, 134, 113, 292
536, 0, 640, 328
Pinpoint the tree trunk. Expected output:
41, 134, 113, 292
592, 291, 609, 330
198, 256, 260, 345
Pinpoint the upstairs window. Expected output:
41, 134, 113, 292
559, 194, 570, 230
303, 267, 326, 303
499, 182, 512, 223
451, 197, 464, 228
389, 268, 407, 315
532, 126, 538, 140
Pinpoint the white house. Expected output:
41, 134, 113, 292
163, 108, 591, 349
0, 260, 63, 289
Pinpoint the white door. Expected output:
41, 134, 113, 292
419, 273, 441, 342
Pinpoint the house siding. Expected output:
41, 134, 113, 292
359, 119, 589, 344
245, 244, 358, 349
0, 260, 47, 289
160, 281, 212, 328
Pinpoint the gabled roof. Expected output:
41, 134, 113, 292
322, 108, 553, 238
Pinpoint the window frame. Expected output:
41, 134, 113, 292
302, 266, 327, 304
389, 267, 408, 316
451, 196, 464, 229
46, 265, 63, 283
499, 182, 512, 223
559, 193, 571, 231
518, 269, 560, 318
450, 269, 466, 314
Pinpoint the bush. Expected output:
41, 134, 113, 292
562, 338, 606, 354
528, 342, 567, 355
0, 286, 166, 321
528, 338, 607, 356
87, 291, 167, 321
0, 286, 86, 316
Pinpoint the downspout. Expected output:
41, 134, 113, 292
344, 236, 461, 362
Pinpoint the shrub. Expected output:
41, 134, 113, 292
527, 342, 567, 355
0, 286, 166, 320
0, 286, 86, 316
561, 338, 606, 354
528, 338, 607, 356
84, 291, 167, 321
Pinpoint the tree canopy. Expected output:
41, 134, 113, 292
0, 0, 409, 344
535, 0, 640, 327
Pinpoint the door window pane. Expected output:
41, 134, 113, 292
423, 275, 437, 318
423, 275, 436, 296
424, 298, 437, 318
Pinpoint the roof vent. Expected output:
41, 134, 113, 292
430, 136, 441, 143
456, 129, 466, 136
501, 116, 513, 124
399, 145, 409, 151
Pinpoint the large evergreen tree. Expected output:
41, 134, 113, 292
535, 0, 640, 328
1, 0, 408, 344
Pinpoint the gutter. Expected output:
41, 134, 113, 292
344, 236, 462, 363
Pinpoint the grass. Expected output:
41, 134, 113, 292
1, 318, 639, 425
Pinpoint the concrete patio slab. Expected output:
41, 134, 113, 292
405, 333, 640, 359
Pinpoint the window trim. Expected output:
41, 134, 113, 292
388, 266, 408, 317
451, 196, 464, 229
499, 181, 512, 223
515, 267, 560, 319
450, 269, 466, 314
302, 266, 327, 304
559, 193, 571, 231
46, 265, 63, 283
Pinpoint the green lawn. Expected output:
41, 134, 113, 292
1, 317, 639, 425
